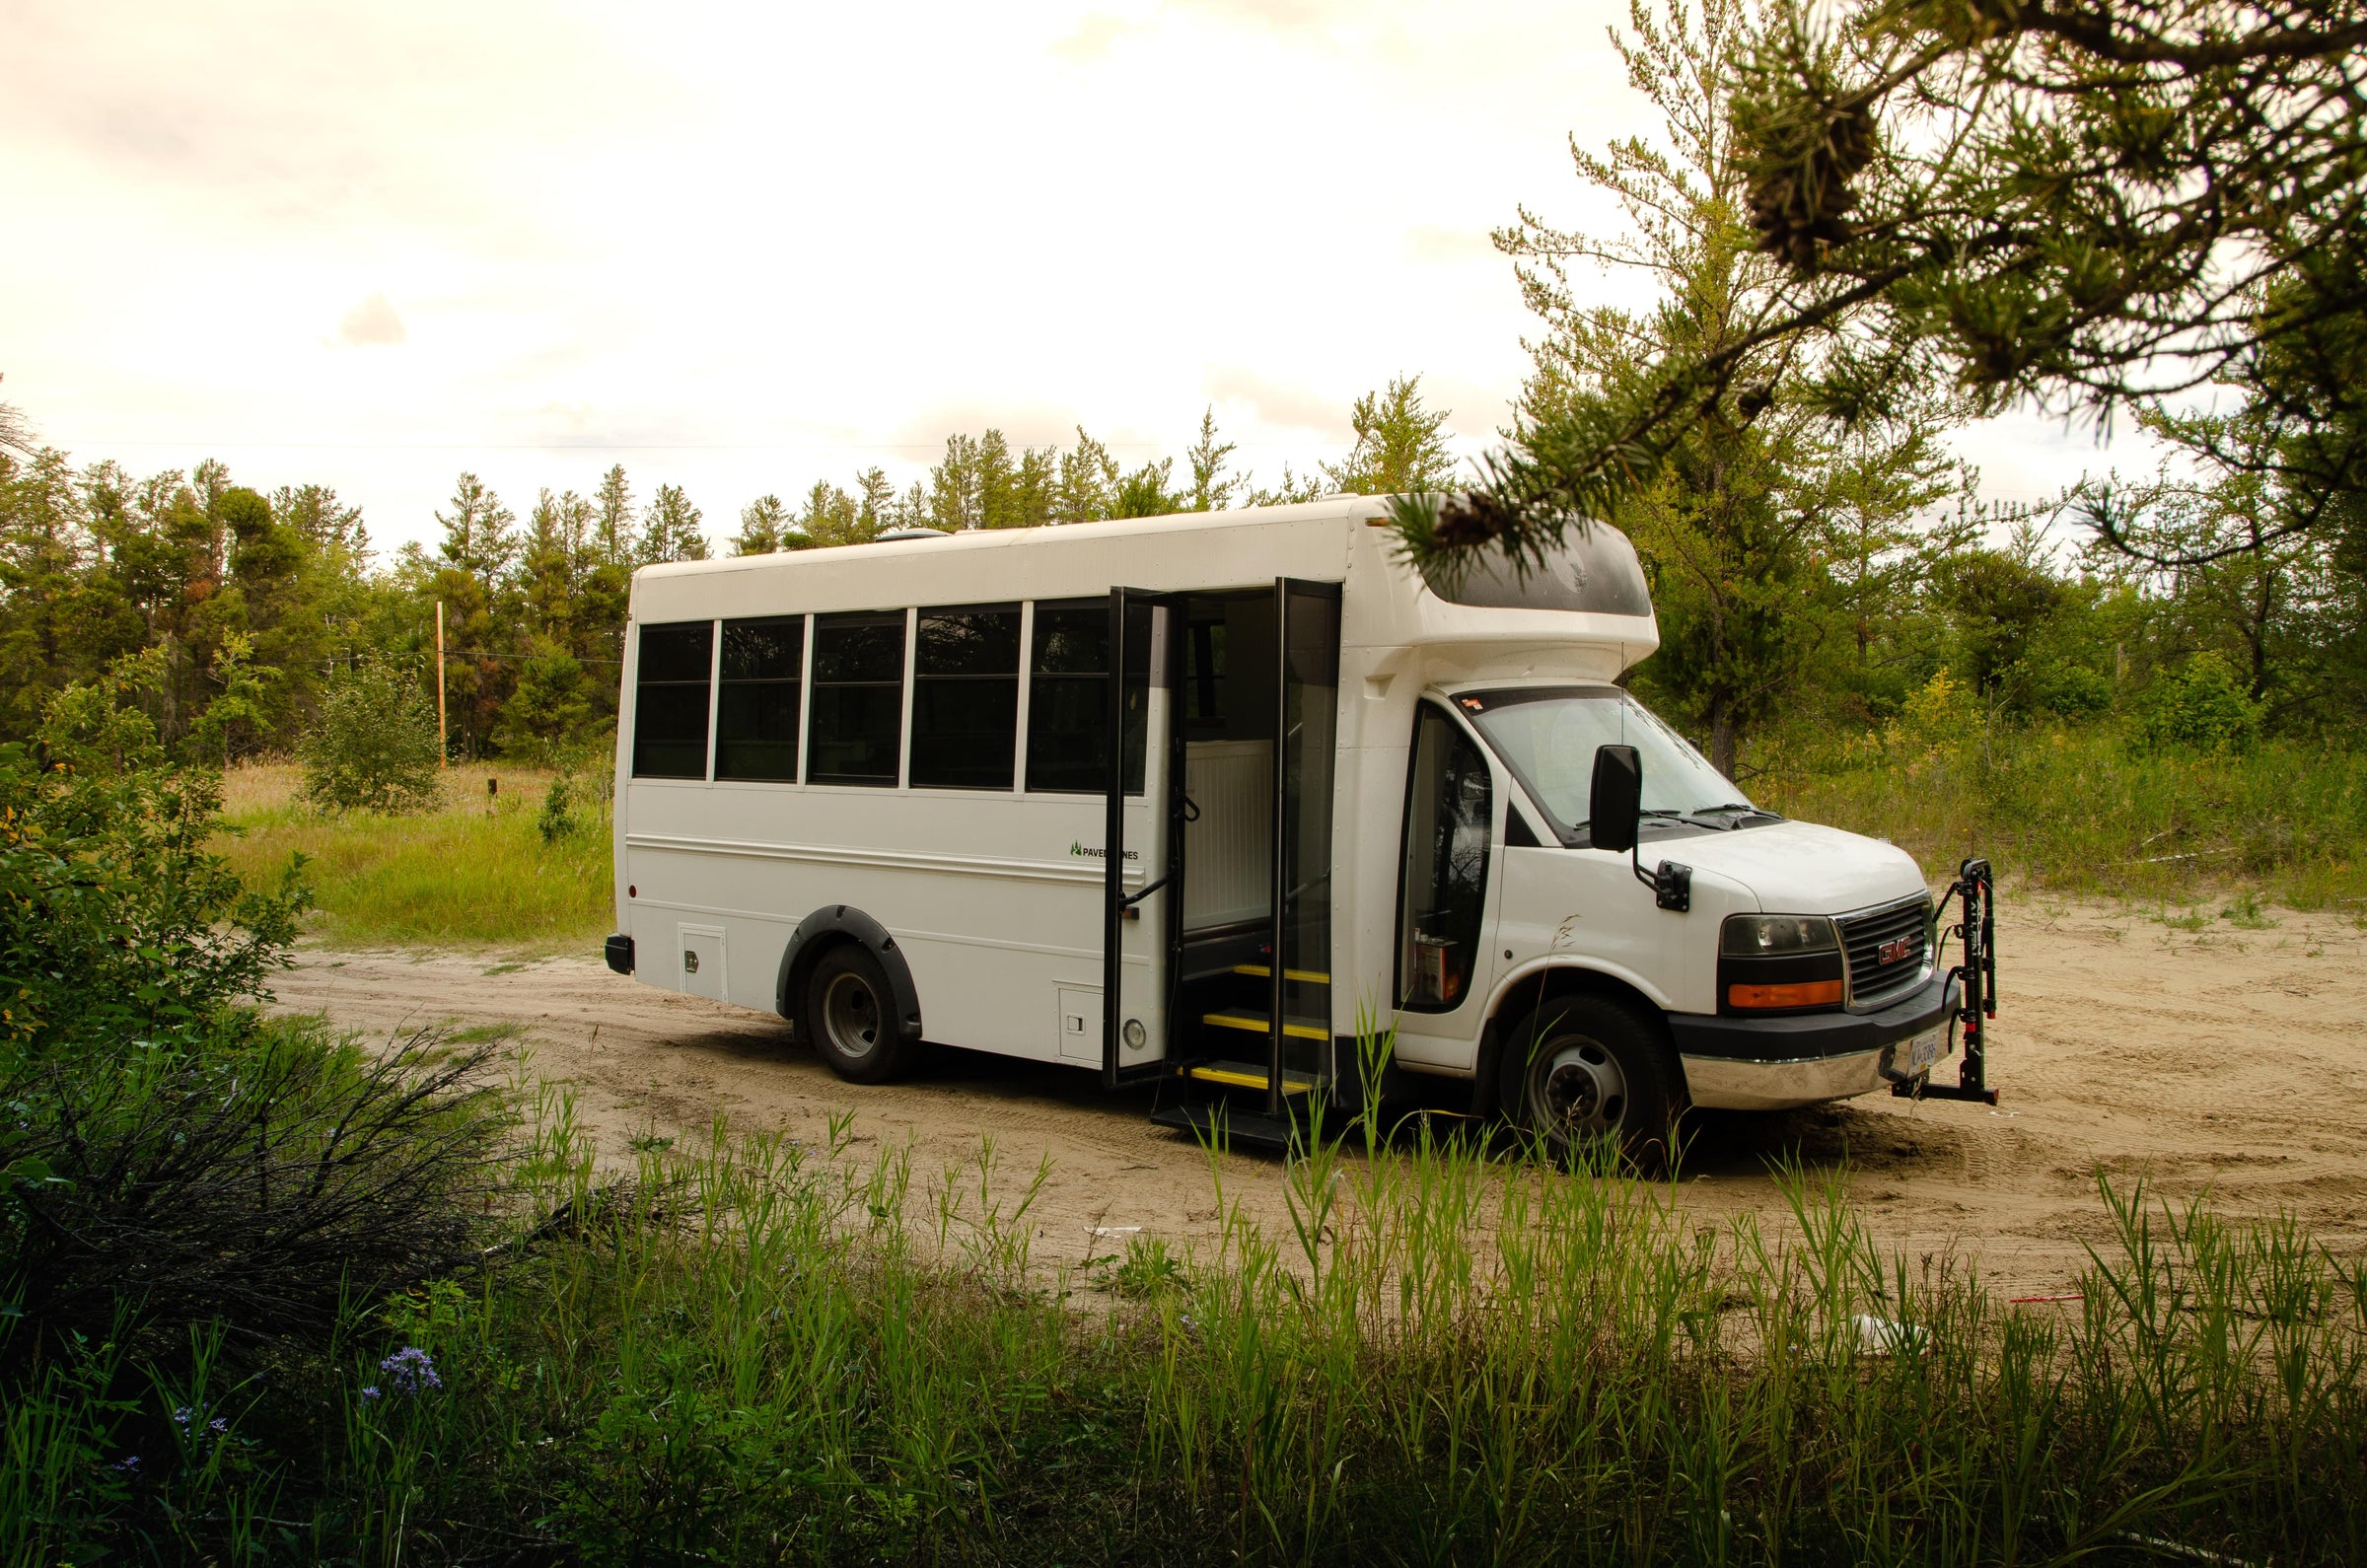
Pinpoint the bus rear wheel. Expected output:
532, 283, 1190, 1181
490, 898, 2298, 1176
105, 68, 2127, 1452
1498, 994, 1683, 1170
803, 944, 913, 1083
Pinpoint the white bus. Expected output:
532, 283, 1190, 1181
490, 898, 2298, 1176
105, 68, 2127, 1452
607, 496, 1987, 1158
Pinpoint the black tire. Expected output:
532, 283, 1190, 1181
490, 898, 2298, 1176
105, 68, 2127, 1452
802, 943, 913, 1084
1496, 993, 1685, 1170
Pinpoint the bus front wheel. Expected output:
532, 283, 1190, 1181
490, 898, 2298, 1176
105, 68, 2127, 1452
1498, 994, 1683, 1170
803, 944, 914, 1083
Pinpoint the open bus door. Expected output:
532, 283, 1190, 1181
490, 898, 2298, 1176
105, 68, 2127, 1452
1102, 588, 1183, 1089
1143, 578, 1341, 1143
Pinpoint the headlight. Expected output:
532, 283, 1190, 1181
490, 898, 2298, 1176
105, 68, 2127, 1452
1721, 914, 1838, 957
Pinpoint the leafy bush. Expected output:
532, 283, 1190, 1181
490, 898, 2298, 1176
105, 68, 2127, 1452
0, 1026, 505, 1370
495, 650, 598, 765
2143, 649, 2263, 753
0, 746, 304, 1054
299, 664, 442, 815
538, 771, 585, 843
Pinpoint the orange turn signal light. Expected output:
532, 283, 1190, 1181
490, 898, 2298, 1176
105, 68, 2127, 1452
1728, 979, 1843, 1010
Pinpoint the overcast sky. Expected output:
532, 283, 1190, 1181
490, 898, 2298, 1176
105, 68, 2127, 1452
2, 0, 2149, 554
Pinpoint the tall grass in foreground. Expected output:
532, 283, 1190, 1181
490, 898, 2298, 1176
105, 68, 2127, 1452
1757, 724, 2367, 908
11, 1098, 2364, 1565
213, 764, 610, 947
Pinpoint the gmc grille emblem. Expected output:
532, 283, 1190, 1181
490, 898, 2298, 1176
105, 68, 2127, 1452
1877, 936, 1912, 964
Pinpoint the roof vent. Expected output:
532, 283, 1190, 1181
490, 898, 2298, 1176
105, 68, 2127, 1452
874, 526, 952, 542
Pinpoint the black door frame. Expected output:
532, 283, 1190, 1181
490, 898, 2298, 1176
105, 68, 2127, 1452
1102, 588, 1185, 1088
1264, 578, 1343, 1116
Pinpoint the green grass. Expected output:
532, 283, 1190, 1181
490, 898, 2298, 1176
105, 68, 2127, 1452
1757, 724, 2367, 908
213, 765, 610, 949
12, 1093, 2367, 1565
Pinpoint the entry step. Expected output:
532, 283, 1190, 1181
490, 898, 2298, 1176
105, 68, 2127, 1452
1151, 1101, 1302, 1154
1182, 1058, 1321, 1096
1232, 963, 1331, 985
1202, 1007, 1328, 1042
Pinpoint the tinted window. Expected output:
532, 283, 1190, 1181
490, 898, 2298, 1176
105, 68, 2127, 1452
1418, 523, 1653, 616
715, 616, 804, 782
1026, 599, 1148, 795
807, 611, 905, 785
911, 605, 1021, 790
1398, 704, 1491, 1010
631, 620, 713, 779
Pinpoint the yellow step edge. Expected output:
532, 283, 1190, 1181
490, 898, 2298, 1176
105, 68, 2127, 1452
1231, 964, 1331, 984
1185, 1064, 1319, 1095
1202, 1010, 1328, 1042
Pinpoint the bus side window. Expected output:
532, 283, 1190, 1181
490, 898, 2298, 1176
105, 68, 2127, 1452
632, 620, 714, 780
1398, 704, 1491, 1009
911, 605, 1021, 789
808, 611, 906, 786
1026, 599, 1149, 795
714, 617, 804, 782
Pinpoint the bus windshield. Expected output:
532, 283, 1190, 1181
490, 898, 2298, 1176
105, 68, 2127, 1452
1455, 686, 1748, 843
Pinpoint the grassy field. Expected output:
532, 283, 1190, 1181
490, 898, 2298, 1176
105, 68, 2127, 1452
1756, 724, 2367, 909
219, 720, 2367, 955
12, 1096, 2365, 1565
215, 764, 611, 949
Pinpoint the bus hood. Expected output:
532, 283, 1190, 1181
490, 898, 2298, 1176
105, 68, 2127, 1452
1647, 819, 1928, 914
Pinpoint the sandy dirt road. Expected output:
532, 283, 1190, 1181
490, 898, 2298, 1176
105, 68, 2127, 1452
276, 895, 2367, 1297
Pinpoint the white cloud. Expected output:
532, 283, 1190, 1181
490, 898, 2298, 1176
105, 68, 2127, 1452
336, 293, 407, 347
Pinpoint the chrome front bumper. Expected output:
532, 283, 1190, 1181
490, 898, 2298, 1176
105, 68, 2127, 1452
1669, 972, 1956, 1112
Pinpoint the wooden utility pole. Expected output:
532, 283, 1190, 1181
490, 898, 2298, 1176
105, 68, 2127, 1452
434, 600, 448, 768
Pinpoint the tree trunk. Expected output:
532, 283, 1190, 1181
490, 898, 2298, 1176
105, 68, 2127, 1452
1708, 696, 1738, 780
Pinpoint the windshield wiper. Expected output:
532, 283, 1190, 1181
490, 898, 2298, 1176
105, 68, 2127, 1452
1574, 808, 1686, 833
1686, 802, 1778, 829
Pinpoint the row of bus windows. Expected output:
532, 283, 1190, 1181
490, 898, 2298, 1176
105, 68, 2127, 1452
631, 601, 1147, 793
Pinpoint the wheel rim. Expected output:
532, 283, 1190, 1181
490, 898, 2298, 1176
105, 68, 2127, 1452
821, 971, 883, 1058
1528, 1034, 1628, 1140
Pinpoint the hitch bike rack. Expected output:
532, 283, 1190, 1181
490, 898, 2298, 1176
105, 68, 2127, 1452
1897, 856, 2000, 1106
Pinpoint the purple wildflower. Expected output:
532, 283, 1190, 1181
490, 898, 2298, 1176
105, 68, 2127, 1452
379, 1345, 443, 1395
360, 1386, 382, 1402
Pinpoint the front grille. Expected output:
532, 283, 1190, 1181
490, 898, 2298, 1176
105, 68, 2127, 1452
1837, 895, 1931, 1005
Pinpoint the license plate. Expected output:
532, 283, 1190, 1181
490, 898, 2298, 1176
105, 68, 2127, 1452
1902, 1027, 1946, 1075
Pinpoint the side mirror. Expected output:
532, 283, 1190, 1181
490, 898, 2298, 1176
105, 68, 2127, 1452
1589, 744, 1642, 855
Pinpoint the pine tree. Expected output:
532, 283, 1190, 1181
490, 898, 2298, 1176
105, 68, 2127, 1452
1053, 429, 1119, 524
638, 484, 708, 564
435, 472, 519, 582
1479, 0, 1952, 772
733, 495, 790, 555
929, 435, 983, 532
1112, 459, 1181, 518
1184, 407, 1241, 512
520, 490, 581, 644
797, 481, 868, 547
972, 431, 1018, 531
594, 464, 635, 566
855, 468, 897, 536
1322, 378, 1458, 497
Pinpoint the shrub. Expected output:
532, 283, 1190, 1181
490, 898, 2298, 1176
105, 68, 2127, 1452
494, 651, 597, 765
299, 664, 442, 815
538, 771, 584, 843
0, 1025, 506, 1370
2142, 649, 2262, 753
0, 746, 304, 1054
